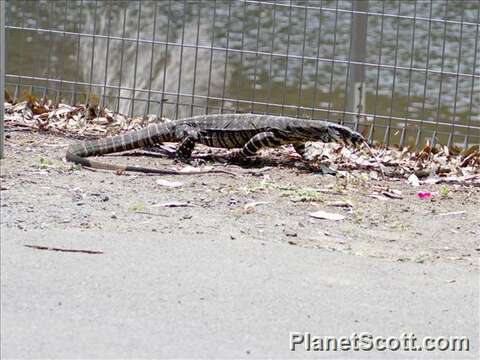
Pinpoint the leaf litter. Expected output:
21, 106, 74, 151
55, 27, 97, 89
4, 93, 479, 187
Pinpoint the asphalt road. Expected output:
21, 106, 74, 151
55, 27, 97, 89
1, 229, 478, 359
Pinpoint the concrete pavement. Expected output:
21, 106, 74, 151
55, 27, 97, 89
1, 229, 478, 358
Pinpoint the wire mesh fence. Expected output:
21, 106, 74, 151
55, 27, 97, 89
3, 0, 480, 148
1, 0, 5, 157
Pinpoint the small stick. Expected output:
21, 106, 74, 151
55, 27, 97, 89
362, 141, 385, 177
435, 211, 466, 217
24, 244, 103, 254
134, 211, 169, 217
177, 167, 238, 177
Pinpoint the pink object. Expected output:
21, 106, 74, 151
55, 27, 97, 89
417, 191, 432, 199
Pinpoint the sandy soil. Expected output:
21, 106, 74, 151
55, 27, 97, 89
1, 131, 479, 268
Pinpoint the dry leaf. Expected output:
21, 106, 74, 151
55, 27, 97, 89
382, 189, 403, 199
244, 201, 270, 213
369, 194, 390, 201
407, 174, 420, 187
309, 210, 345, 221
326, 200, 353, 208
244, 201, 270, 210
155, 179, 184, 188
435, 211, 466, 217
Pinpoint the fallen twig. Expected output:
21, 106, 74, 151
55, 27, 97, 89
152, 201, 194, 207
362, 141, 385, 177
24, 244, 103, 254
421, 174, 480, 187
435, 211, 467, 217
134, 211, 169, 217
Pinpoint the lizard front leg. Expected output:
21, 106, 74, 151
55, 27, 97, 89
294, 141, 335, 173
175, 125, 200, 159
293, 143, 307, 158
176, 136, 196, 159
176, 135, 210, 167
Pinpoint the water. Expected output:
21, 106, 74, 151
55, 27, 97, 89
5, 0, 479, 146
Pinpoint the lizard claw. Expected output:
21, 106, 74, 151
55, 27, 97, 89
228, 149, 248, 163
174, 156, 206, 167
190, 158, 207, 167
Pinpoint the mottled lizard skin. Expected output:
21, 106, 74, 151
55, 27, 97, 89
66, 114, 364, 175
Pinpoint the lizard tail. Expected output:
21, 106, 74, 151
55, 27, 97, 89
65, 123, 235, 176
65, 150, 187, 175
65, 123, 183, 174
66, 151, 236, 176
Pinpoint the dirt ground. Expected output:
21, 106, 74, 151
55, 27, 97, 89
1, 130, 479, 269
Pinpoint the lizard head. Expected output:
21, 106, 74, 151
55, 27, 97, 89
326, 123, 365, 146
281, 119, 365, 147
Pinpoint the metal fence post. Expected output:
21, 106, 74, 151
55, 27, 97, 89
0, 0, 5, 159
347, 0, 368, 130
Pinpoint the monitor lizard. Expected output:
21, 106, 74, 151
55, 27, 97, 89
66, 113, 365, 175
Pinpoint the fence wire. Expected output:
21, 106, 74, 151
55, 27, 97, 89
1, 0, 5, 158
4, 0, 480, 148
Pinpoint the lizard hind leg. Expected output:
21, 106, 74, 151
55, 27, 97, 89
238, 131, 282, 157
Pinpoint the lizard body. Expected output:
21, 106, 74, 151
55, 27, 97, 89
66, 114, 364, 174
